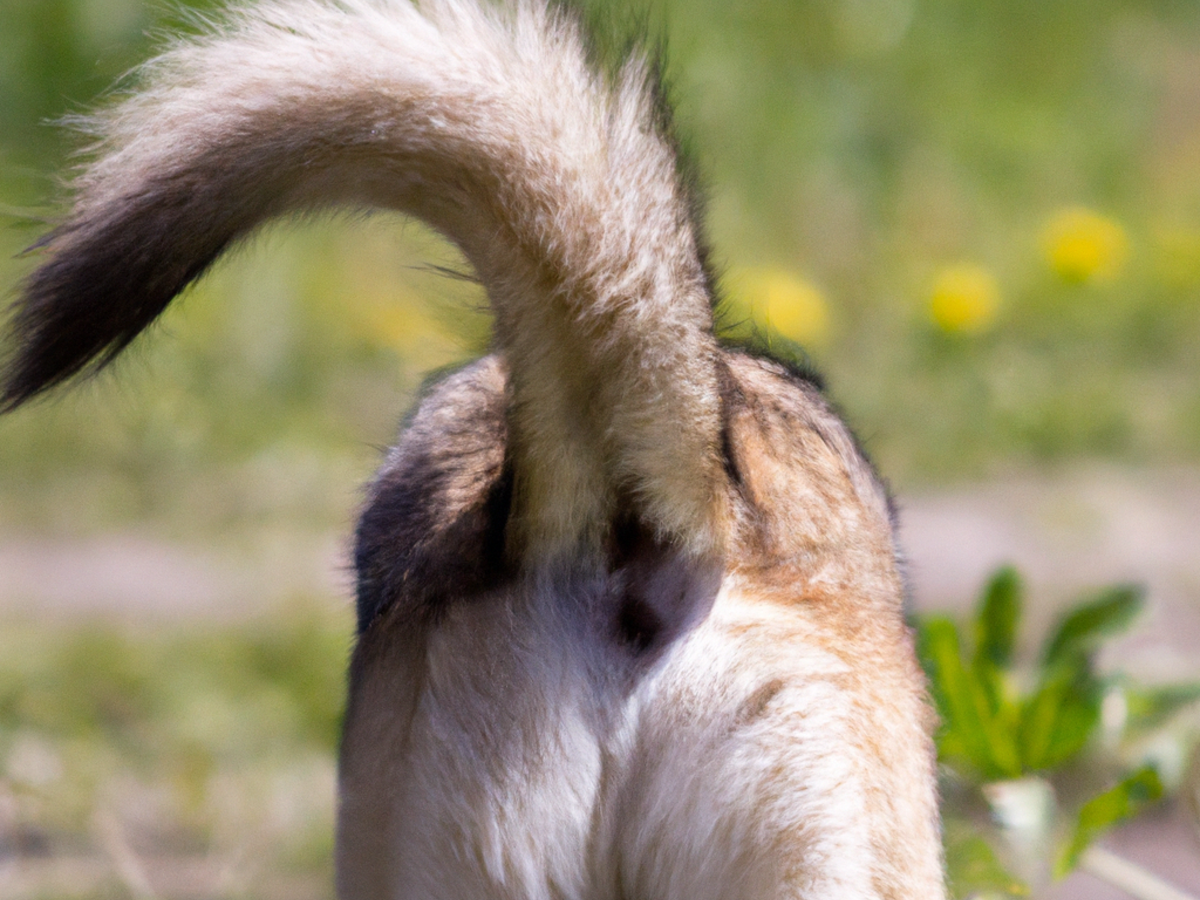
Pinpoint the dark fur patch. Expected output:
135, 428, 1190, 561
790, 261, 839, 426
615, 594, 662, 652
353, 359, 512, 634
715, 357, 747, 491
0, 103, 401, 410
1, 144, 297, 410
606, 513, 722, 657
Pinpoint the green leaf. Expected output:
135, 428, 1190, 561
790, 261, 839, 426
1123, 682, 1200, 735
1041, 586, 1142, 669
972, 568, 1023, 730
1018, 664, 1102, 772
918, 616, 1022, 780
944, 819, 1028, 898
975, 566, 1021, 671
1018, 586, 1136, 771
1055, 767, 1163, 878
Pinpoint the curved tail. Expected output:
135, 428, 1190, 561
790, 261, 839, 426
1, 0, 730, 556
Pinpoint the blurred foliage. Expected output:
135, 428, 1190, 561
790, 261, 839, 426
918, 568, 1200, 896
0, 603, 346, 899
0, 0, 1198, 537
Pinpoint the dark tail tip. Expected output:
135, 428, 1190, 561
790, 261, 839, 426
2, 189, 246, 411
2, 228, 177, 411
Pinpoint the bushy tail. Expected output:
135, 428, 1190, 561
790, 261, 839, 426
1, 0, 730, 556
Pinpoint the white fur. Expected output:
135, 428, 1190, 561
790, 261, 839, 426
340, 576, 936, 900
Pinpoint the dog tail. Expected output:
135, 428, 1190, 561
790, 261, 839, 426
0, 0, 729, 556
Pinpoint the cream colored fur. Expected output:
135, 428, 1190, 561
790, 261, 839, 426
78, 0, 727, 558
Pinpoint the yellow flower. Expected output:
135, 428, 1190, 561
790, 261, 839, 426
1042, 207, 1129, 283
929, 264, 999, 335
732, 266, 830, 346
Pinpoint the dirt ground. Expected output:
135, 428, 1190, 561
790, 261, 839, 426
901, 466, 1200, 686
2, 464, 1198, 898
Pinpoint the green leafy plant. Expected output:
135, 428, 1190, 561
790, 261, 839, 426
918, 567, 1200, 895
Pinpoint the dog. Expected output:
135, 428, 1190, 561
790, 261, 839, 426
1, 1, 946, 897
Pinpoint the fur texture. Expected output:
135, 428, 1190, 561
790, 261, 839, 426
1, 1, 947, 897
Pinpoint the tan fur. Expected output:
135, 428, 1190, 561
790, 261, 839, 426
2, 1, 946, 897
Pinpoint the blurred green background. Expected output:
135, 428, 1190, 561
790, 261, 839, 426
1, 0, 1199, 897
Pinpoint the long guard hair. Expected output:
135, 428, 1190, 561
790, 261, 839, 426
1, 1, 947, 898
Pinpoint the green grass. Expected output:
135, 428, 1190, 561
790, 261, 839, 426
0, 602, 348, 899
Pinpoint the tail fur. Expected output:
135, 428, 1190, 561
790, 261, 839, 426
1, 0, 729, 556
